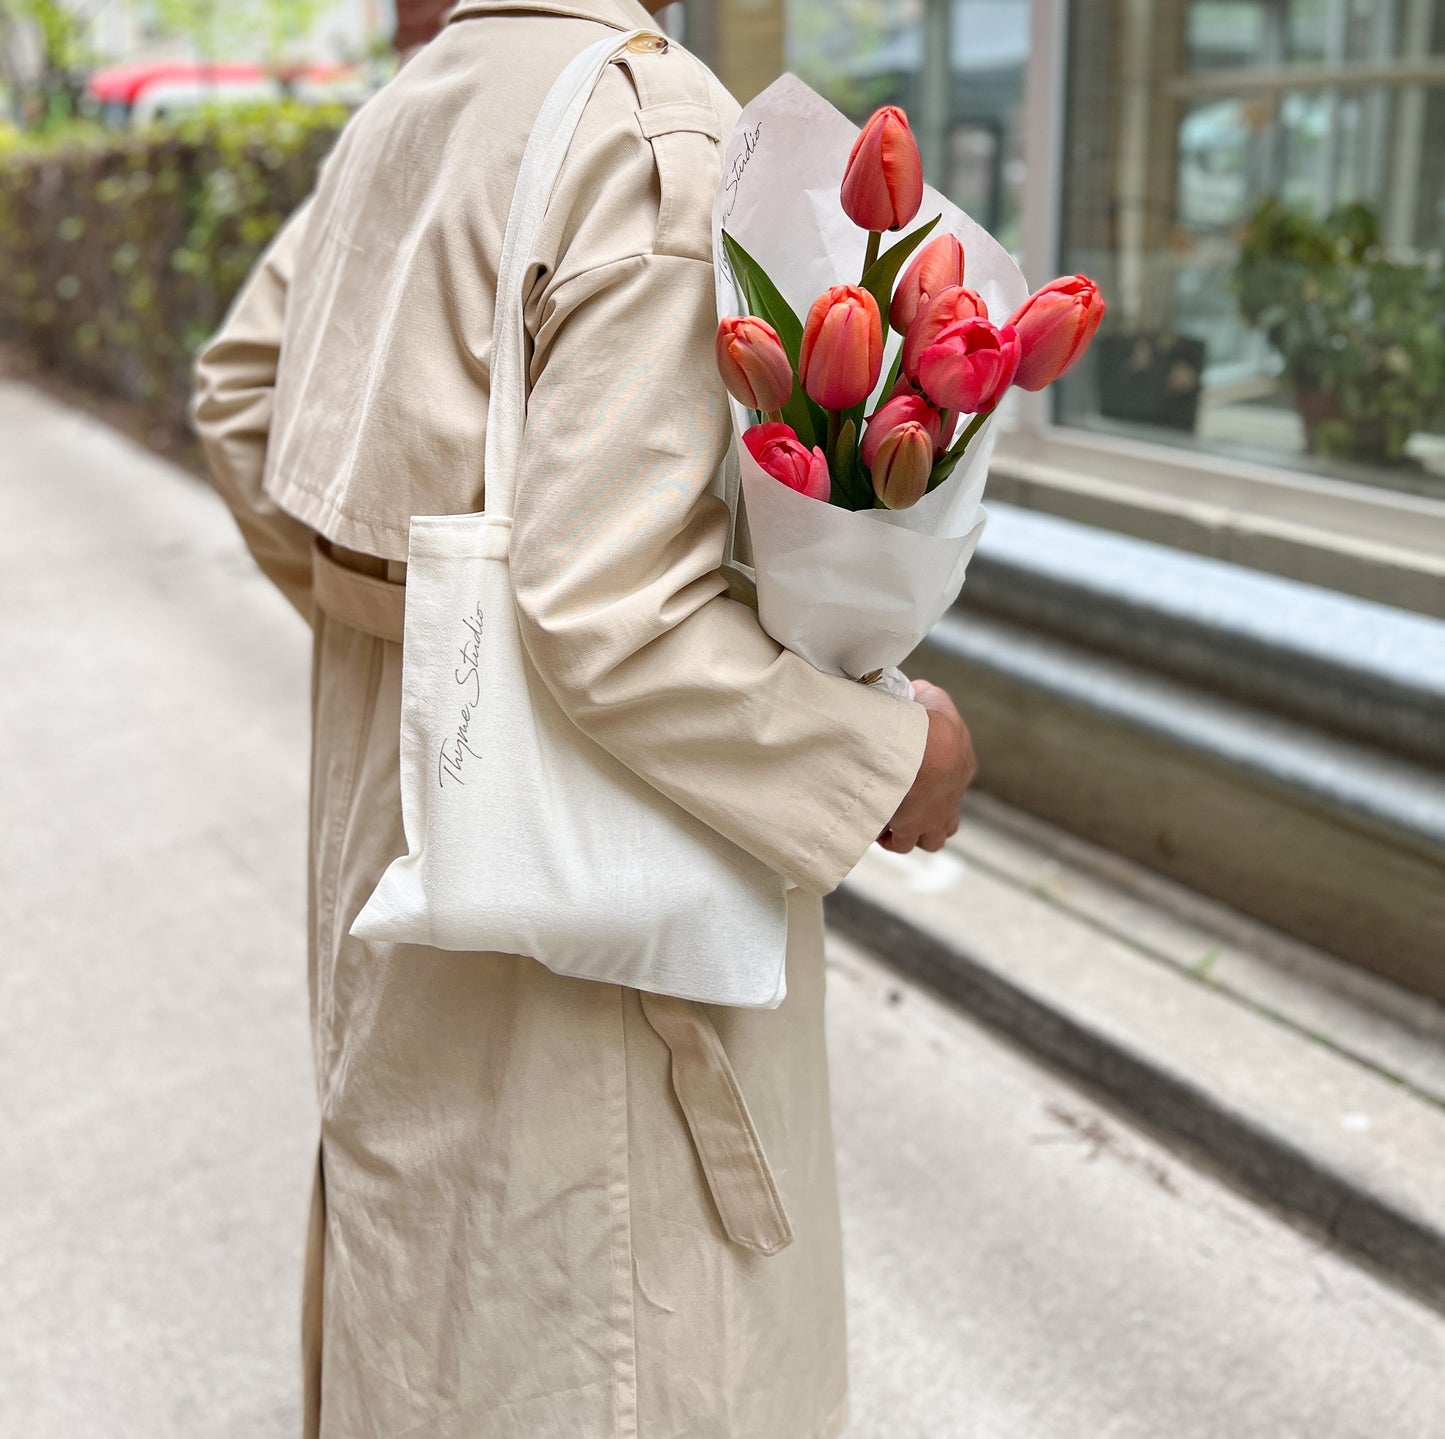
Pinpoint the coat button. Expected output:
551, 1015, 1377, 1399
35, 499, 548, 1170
626, 33, 669, 53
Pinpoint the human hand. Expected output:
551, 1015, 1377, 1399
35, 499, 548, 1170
877, 678, 976, 853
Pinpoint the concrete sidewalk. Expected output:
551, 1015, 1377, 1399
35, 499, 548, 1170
3, 381, 1444, 1438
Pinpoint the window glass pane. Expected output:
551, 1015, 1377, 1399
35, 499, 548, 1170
1056, 0, 1445, 497
785, 0, 1030, 247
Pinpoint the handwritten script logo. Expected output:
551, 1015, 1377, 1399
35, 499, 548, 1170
437, 602, 485, 789
723, 119, 763, 224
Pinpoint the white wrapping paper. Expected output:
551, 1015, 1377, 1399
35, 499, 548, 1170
712, 74, 1029, 699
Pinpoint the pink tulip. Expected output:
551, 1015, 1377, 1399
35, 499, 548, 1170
915, 318, 1021, 414
799, 284, 883, 411
887, 374, 962, 454
889, 233, 966, 334
860, 393, 942, 468
901, 285, 989, 381
715, 315, 795, 414
841, 106, 924, 234
743, 421, 831, 502
868, 421, 934, 510
1007, 275, 1106, 390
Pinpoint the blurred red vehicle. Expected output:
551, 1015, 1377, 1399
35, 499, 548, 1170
85, 60, 369, 127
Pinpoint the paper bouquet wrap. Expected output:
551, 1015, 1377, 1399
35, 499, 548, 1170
711, 74, 1031, 700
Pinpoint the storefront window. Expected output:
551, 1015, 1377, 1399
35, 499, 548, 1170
1055, 0, 1445, 497
785, 0, 1030, 249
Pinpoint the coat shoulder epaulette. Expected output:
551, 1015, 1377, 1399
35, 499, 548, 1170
612, 39, 732, 263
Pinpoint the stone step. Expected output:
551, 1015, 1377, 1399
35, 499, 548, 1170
909, 606, 1445, 998
828, 797, 1445, 1314
967, 505, 1445, 767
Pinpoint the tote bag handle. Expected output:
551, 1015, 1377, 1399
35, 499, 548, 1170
482, 28, 655, 522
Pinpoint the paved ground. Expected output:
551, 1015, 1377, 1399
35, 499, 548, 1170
3, 382, 1444, 1438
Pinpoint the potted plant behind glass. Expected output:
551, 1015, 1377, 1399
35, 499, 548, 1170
1232, 198, 1445, 467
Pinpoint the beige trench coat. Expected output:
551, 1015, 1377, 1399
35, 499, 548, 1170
192, 2, 930, 1435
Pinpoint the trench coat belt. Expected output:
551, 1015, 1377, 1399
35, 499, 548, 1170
310, 538, 796, 1257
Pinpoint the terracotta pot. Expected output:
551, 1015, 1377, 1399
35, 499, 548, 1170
1292, 385, 1397, 464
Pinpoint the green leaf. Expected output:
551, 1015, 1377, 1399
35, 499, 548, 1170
926, 449, 963, 491
834, 416, 858, 508
860, 212, 941, 328
881, 335, 905, 398
803, 395, 828, 451
721, 229, 817, 445
722, 230, 801, 360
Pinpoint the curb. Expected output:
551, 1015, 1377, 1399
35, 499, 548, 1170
826, 881, 1445, 1315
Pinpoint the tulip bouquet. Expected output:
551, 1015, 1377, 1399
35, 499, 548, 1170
710, 75, 1103, 697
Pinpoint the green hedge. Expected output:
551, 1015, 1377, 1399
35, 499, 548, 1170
0, 104, 344, 426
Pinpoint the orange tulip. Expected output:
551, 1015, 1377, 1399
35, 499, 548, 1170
841, 105, 924, 234
860, 393, 942, 468
1007, 276, 1106, 390
900, 285, 989, 381
743, 421, 831, 502
799, 284, 883, 411
889, 233, 966, 334
915, 318, 1021, 414
715, 315, 795, 413
868, 421, 934, 510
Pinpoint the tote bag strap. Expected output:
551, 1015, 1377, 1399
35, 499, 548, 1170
483, 27, 655, 521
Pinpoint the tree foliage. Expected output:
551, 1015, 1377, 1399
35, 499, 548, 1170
0, 0, 94, 130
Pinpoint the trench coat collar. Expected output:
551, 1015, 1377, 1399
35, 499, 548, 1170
443, 0, 662, 39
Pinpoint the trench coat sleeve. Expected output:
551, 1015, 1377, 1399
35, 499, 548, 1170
191, 199, 316, 622
509, 257, 931, 898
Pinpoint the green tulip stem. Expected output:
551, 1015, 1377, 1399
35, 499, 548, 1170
765, 409, 783, 425
946, 407, 991, 461
825, 407, 842, 471
861, 230, 881, 283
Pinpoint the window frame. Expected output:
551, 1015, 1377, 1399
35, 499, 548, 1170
1010, 0, 1445, 620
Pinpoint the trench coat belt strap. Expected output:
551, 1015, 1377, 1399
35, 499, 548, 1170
637, 991, 795, 1256
308, 538, 797, 1258
312, 538, 407, 643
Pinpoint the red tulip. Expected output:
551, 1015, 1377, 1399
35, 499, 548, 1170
715, 315, 795, 413
889, 233, 966, 334
841, 105, 924, 234
901, 285, 989, 382
743, 421, 831, 502
868, 421, 934, 510
860, 393, 942, 468
1007, 275, 1106, 390
915, 318, 1021, 414
799, 284, 883, 410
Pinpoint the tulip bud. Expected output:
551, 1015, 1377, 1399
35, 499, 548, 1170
841, 105, 924, 234
915, 318, 1022, 414
860, 393, 942, 468
799, 284, 883, 411
889, 233, 966, 334
715, 315, 795, 414
1007, 275, 1106, 390
901, 285, 989, 382
743, 421, 831, 502
868, 421, 933, 510
884, 376, 959, 453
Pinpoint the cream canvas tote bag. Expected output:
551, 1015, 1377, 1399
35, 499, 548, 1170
351, 29, 792, 1008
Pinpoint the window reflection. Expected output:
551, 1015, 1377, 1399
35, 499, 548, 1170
785, 0, 1030, 248
1056, 0, 1445, 495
